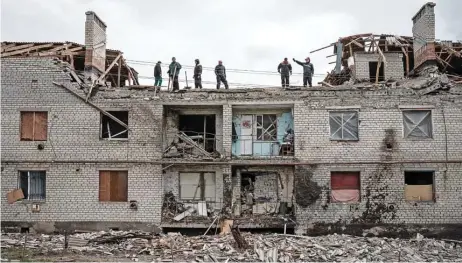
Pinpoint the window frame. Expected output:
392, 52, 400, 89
98, 170, 128, 202
179, 172, 216, 201
330, 171, 361, 204
100, 111, 129, 141
255, 114, 278, 142
402, 110, 433, 139
18, 171, 46, 201
20, 111, 48, 141
403, 170, 435, 202
329, 111, 359, 141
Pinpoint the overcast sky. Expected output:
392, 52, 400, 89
1, 0, 461, 88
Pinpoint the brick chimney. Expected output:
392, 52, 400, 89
412, 2, 436, 70
84, 11, 107, 84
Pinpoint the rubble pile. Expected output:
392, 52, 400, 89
2, 231, 462, 262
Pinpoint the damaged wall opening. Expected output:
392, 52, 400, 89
179, 115, 216, 152
369, 61, 385, 82
404, 171, 434, 202
101, 111, 128, 139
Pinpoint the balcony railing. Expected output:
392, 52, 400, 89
232, 135, 294, 158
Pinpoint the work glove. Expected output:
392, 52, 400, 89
292, 58, 295, 62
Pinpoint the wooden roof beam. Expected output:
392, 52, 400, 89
1, 43, 34, 53
1, 43, 53, 58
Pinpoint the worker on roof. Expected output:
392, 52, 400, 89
167, 57, 182, 91
293, 57, 314, 87
193, 59, 203, 89
278, 58, 292, 88
154, 61, 162, 88
215, 60, 229, 89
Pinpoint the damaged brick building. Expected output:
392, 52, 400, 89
1, 3, 462, 235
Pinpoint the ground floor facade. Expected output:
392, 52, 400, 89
1, 161, 461, 234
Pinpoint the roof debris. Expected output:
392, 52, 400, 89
2, 231, 462, 262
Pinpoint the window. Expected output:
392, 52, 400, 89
331, 172, 360, 203
99, 171, 128, 202
256, 114, 277, 141
179, 172, 215, 200
20, 112, 48, 141
329, 111, 358, 140
403, 110, 432, 138
369, 61, 384, 82
19, 171, 46, 200
101, 111, 128, 139
404, 171, 434, 202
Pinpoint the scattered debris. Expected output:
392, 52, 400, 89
2, 231, 461, 262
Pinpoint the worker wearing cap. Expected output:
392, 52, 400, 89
293, 57, 314, 87
215, 60, 229, 89
154, 61, 162, 88
278, 58, 292, 88
193, 59, 203, 89
167, 57, 182, 91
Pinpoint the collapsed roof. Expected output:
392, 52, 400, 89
1, 41, 139, 87
311, 33, 462, 86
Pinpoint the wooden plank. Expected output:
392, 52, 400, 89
1, 43, 53, 57
375, 56, 382, 84
320, 81, 334, 88
96, 53, 123, 83
69, 69, 82, 85
401, 47, 410, 76
377, 46, 387, 63
310, 43, 334, 53
52, 82, 129, 129
2, 43, 34, 53
326, 54, 336, 58
1, 43, 17, 52
117, 56, 122, 87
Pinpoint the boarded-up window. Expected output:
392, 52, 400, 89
179, 172, 215, 201
99, 171, 128, 202
331, 171, 360, 203
329, 111, 358, 141
101, 111, 128, 139
256, 115, 277, 141
404, 171, 434, 202
403, 110, 432, 138
19, 171, 46, 200
20, 112, 48, 141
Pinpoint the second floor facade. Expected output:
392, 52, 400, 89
2, 57, 462, 164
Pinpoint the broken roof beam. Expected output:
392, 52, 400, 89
97, 53, 123, 83
1, 43, 54, 58
52, 82, 129, 130
310, 43, 335, 54
1, 43, 35, 53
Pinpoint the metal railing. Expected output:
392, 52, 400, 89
232, 135, 294, 157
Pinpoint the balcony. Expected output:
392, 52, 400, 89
232, 135, 294, 158
163, 131, 222, 159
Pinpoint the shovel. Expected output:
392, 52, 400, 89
184, 71, 191, 89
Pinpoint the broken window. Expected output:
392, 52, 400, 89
404, 171, 434, 202
329, 111, 358, 140
369, 61, 384, 82
19, 171, 46, 200
20, 112, 48, 141
256, 114, 277, 141
99, 171, 128, 202
179, 172, 215, 201
101, 111, 128, 139
179, 115, 216, 152
403, 110, 433, 139
331, 172, 360, 203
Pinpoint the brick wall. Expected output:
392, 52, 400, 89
354, 52, 404, 81
1, 57, 163, 225
2, 56, 462, 230
412, 2, 436, 69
